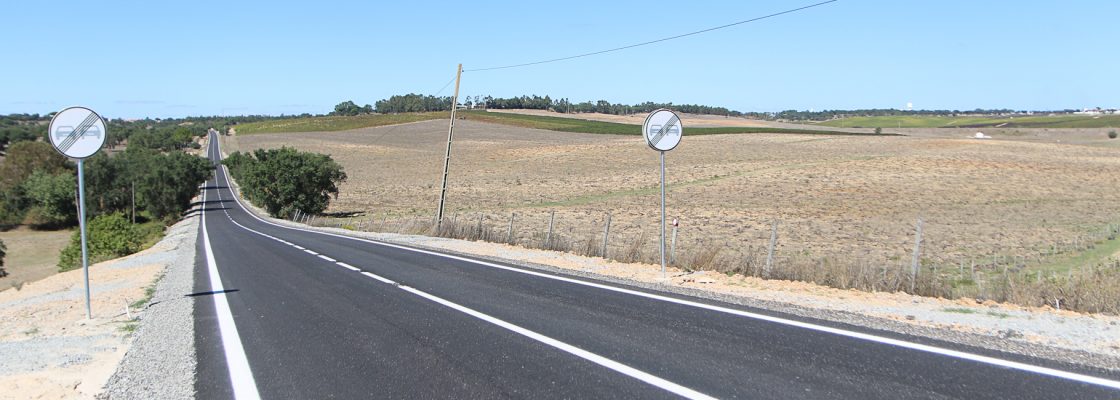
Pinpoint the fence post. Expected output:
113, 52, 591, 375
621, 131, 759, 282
476, 214, 484, 240
601, 213, 612, 258
506, 213, 516, 244
765, 219, 779, 278
545, 211, 555, 248
293, 209, 301, 222
910, 217, 924, 293
670, 218, 679, 264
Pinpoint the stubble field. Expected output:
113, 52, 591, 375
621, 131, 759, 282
225, 118, 1120, 307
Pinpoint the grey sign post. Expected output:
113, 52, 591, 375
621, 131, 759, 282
48, 106, 108, 320
643, 109, 682, 277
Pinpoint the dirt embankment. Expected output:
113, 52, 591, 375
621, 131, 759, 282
0, 215, 198, 399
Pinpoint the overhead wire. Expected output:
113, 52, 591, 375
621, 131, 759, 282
464, 0, 837, 73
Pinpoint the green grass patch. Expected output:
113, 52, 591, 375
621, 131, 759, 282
942, 307, 977, 314
119, 321, 139, 334
234, 112, 448, 134
1036, 235, 1120, 275
130, 273, 162, 309
463, 111, 885, 136
818, 114, 1120, 129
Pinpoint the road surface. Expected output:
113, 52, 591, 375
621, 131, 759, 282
193, 133, 1120, 399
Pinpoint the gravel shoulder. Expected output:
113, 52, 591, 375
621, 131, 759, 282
0, 212, 199, 399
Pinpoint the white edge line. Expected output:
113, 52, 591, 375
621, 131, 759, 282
398, 279, 716, 400
318, 255, 337, 262
303, 249, 319, 255
201, 181, 262, 400
211, 133, 1120, 391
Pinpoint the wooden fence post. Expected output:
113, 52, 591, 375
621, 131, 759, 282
765, 219, 779, 278
506, 213, 516, 244
601, 213, 612, 258
911, 217, 923, 293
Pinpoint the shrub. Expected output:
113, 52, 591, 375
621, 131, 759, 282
223, 147, 347, 219
874, 127, 883, 135
58, 213, 143, 271
1109, 130, 1117, 139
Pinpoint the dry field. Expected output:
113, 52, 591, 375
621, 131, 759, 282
224, 120, 1120, 307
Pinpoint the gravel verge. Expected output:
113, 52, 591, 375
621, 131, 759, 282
99, 214, 199, 399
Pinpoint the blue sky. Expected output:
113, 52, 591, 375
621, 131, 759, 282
3, 1, 1118, 118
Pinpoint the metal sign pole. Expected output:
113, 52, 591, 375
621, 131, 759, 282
47, 106, 107, 321
77, 158, 91, 319
660, 150, 666, 276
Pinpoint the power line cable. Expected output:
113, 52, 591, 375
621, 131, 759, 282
433, 75, 458, 96
465, 0, 837, 73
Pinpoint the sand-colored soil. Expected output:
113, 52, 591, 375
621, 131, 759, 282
0, 224, 177, 399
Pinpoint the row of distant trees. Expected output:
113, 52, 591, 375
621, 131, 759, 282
335, 95, 1098, 121
361, 94, 746, 117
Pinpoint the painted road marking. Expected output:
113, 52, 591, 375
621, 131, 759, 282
361, 271, 396, 285
202, 181, 261, 400
317, 255, 336, 262
353, 268, 715, 400
303, 249, 319, 255
336, 262, 360, 272
210, 132, 1120, 392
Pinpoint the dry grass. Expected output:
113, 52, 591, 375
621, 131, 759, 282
228, 119, 1120, 313
0, 228, 73, 289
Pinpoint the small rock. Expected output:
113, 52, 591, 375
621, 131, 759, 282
997, 329, 1023, 339
905, 315, 916, 321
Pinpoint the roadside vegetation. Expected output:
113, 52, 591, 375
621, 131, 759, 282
0, 113, 215, 277
0, 238, 6, 277
223, 147, 347, 219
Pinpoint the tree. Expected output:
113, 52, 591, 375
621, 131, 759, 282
223, 147, 347, 218
332, 101, 363, 116
0, 141, 71, 191
135, 151, 213, 220
20, 170, 77, 228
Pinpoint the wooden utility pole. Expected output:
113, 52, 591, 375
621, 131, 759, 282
436, 64, 463, 229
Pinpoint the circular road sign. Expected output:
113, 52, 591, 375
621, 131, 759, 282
643, 109, 683, 151
48, 106, 107, 159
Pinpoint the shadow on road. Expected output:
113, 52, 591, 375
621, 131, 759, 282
185, 289, 240, 297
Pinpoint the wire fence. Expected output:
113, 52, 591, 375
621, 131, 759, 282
295, 208, 1120, 314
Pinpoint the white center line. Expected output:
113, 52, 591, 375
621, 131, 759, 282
317, 255, 337, 262
336, 262, 360, 272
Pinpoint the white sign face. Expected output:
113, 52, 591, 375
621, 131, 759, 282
48, 106, 107, 159
643, 109, 682, 151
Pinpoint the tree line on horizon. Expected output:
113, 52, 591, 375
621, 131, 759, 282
343, 94, 1082, 121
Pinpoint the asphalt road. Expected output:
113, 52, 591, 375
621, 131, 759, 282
193, 133, 1120, 399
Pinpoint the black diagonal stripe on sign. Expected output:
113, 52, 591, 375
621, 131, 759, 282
650, 114, 679, 147
58, 113, 97, 152
59, 113, 98, 153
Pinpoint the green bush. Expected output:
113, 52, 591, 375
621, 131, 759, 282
1109, 130, 1117, 139
58, 213, 143, 272
20, 170, 77, 228
223, 147, 347, 219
